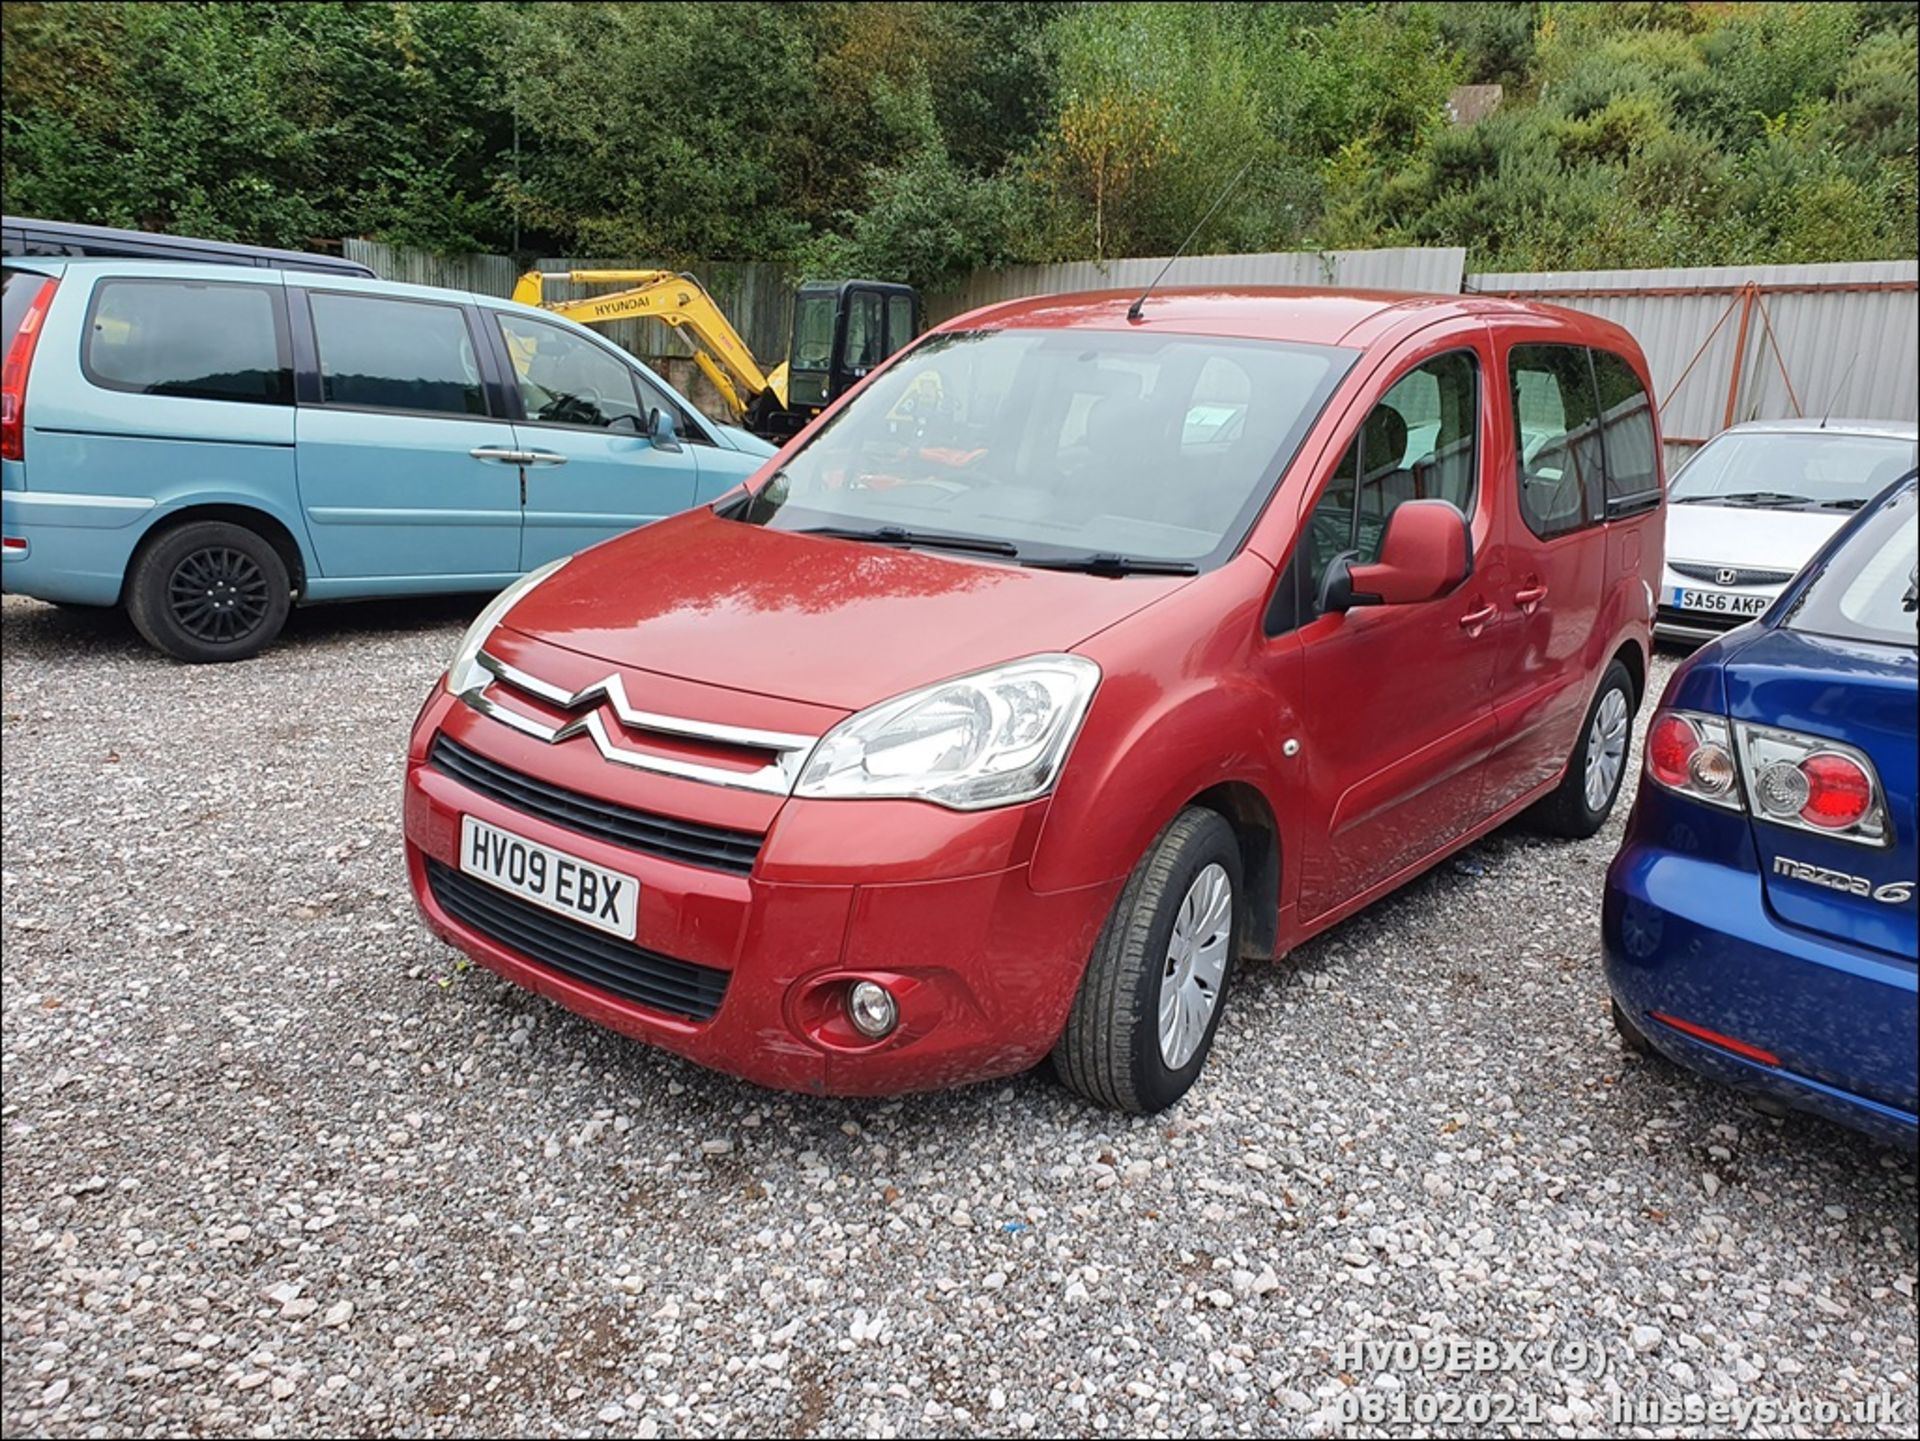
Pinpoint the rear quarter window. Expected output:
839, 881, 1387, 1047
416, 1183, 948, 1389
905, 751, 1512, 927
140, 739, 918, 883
83, 278, 290, 405
1590, 349, 1661, 515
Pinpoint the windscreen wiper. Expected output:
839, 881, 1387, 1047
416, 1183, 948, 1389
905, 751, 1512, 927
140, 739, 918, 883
1676, 491, 1815, 508
799, 524, 1020, 557
1021, 553, 1201, 576
1811, 496, 1869, 510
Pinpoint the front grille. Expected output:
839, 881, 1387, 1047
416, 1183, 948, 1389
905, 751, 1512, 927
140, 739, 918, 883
426, 859, 730, 1020
1657, 605, 1747, 633
1669, 561, 1795, 587
429, 735, 763, 875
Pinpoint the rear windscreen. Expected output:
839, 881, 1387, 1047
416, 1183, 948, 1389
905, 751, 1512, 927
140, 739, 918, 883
1784, 482, 1919, 649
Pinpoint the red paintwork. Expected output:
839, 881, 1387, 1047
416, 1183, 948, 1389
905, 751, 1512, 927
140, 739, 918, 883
404, 286, 1663, 1098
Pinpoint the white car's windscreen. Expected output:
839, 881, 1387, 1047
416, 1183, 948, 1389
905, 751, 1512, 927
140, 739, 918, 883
1671, 431, 1917, 512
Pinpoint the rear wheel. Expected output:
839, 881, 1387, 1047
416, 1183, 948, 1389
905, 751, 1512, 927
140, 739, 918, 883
127, 521, 290, 663
1532, 660, 1636, 838
1052, 808, 1243, 1114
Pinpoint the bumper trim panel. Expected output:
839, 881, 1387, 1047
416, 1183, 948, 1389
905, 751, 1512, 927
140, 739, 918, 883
426, 858, 730, 1020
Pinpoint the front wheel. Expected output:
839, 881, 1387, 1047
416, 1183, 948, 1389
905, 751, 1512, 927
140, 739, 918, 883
1531, 659, 1636, 839
1052, 808, 1243, 1114
127, 521, 291, 663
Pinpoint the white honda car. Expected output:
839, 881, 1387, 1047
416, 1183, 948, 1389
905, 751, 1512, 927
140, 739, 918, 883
1657, 417, 1918, 643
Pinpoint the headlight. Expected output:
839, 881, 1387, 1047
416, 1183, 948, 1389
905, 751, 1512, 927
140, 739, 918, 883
795, 654, 1100, 810
445, 557, 570, 695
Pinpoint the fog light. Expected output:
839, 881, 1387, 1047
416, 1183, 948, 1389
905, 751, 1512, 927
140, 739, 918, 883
846, 981, 898, 1039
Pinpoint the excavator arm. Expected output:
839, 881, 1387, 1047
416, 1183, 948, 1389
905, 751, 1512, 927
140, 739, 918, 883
511, 270, 787, 422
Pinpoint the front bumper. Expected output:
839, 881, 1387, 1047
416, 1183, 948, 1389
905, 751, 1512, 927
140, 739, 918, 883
1603, 826, 1918, 1149
404, 688, 1119, 1097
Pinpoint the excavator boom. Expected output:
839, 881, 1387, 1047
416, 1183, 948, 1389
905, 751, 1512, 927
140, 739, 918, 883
512, 269, 787, 421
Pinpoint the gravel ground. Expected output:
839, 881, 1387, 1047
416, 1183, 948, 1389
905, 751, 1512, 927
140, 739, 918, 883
3, 592, 1915, 1440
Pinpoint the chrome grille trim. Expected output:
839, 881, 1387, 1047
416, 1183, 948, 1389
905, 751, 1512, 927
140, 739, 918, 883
1669, 561, 1795, 588
453, 651, 819, 796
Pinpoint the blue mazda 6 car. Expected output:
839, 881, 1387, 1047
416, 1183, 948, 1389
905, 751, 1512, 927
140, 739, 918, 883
1603, 472, 1917, 1148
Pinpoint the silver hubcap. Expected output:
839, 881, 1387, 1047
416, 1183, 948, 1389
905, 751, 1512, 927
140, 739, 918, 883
1584, 687, 1631, 812
1158, 863, 1232, 1070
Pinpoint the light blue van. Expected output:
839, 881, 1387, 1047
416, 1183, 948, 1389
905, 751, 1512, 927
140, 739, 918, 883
1, 258, 775, 660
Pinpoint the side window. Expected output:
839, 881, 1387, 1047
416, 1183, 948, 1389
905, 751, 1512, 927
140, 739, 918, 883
309, 292, 485, 416
842, 291, 883, 372
1509, 344, 1603, 538
84, 280, 288, 405
886, 294, 915, 359
494, 312, 645, 431
1304, 351, 1479, 604
1589, 349, 1661, 514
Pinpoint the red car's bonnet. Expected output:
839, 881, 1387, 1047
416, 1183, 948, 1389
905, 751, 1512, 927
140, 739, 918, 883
498, 506, 1194, 711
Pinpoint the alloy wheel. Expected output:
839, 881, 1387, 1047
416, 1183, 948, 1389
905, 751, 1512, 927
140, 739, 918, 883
167, 546, 272, 644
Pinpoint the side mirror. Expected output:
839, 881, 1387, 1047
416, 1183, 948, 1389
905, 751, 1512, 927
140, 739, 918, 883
1326, 500, 1472, 611
647, 407, 682, 452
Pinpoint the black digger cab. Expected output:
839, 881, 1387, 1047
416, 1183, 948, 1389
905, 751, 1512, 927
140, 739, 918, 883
786, 280, 919, 412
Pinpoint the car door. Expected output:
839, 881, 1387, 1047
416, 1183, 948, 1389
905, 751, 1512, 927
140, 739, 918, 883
292, 286, 522, 583
1288, 339, 1506, 920
489, 308, 703, 570
1481, 341, 1612, 810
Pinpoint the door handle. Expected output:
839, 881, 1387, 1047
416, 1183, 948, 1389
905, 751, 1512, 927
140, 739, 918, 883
470, 447, 534, 465
1514, 584, 1549, 612
1458, 604, 1497, 632
522, 451, 569, 467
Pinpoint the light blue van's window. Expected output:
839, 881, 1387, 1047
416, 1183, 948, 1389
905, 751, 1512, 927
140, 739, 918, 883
309, 291, 486, 417
494, 311, 645, 430
84, 279, 288, 405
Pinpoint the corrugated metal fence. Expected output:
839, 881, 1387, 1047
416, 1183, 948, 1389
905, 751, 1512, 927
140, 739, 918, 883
927, 246, 1468, 322
346, 239, 1918, 457
1468, 260, 1920, 467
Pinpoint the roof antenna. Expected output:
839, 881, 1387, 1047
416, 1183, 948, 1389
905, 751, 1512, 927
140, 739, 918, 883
1127, 158, 1256, 323
1818, 348, 1862, 429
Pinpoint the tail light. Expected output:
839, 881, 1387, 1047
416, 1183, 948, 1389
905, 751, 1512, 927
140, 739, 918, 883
1644, 708, 1891, 845
1643, 710, 1741, 809
1736, 722, 1888, 845
2, 276, 59, 463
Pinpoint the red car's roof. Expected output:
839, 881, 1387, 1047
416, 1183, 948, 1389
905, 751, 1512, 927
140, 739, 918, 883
942, 285, 1604, 350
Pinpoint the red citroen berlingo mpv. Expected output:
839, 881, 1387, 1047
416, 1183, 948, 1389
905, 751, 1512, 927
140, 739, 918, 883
404, 287, 1664, 1112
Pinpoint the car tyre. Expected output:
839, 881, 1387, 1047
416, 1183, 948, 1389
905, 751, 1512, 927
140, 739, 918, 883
1610, 997, 1654, 1056
1052, 807, 1243, 1114
127, 521, 291, 663
1532, 659, 1636, 839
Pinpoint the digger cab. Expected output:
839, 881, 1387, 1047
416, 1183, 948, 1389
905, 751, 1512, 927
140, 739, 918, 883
773, 280, 919, 437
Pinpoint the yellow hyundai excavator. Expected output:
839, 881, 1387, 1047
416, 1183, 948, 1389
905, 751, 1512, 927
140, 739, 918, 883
511, 269, 919, 442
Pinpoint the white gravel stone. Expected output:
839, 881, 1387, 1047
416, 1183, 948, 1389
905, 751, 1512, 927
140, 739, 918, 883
2, 609, 1913, 1438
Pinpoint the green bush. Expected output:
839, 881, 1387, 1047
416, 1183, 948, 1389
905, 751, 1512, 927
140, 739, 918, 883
2, 1, 1913, 284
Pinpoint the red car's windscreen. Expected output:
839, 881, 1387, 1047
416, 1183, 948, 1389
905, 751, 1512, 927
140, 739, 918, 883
734, 327, 1355, 570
